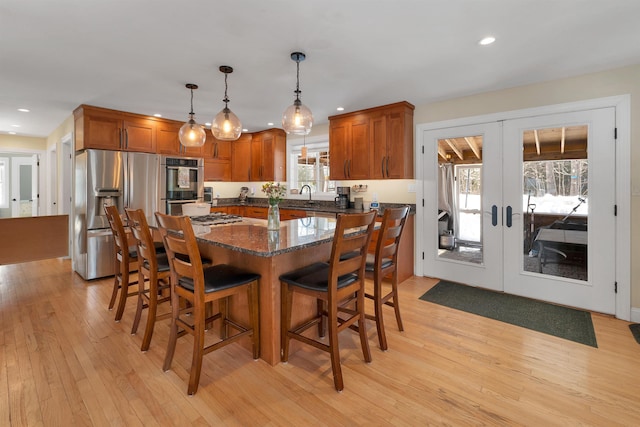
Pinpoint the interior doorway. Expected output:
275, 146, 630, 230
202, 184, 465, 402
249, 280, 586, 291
11, 155, 39, 217
417, 97, 629, 318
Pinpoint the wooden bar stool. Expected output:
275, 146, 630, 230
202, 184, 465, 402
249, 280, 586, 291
364, 206, 410, 350
104, 205, 138, 322
280, 211, 376, 392
125, 208, 172, 351
155, 212, 260, 395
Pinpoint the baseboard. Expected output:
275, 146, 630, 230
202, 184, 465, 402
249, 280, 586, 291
630, 307, 640, 323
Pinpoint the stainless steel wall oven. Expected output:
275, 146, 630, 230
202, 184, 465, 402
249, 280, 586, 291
160, 156, 204, 215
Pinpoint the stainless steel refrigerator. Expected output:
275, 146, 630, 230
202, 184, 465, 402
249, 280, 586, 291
73, 149, 161, 280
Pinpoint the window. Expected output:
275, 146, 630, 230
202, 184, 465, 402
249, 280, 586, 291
288, 140, 335, 195
455, 165, 482, 243
0, 157, 8, 208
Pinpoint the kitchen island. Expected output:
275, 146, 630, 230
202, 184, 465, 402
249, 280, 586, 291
192, 217, 341, 365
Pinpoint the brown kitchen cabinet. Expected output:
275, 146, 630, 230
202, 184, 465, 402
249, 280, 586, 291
232, 129, 286, 182
203, 133, 231, 181
243, 206, 268, 219
370, 102, 414, 179
329, 115, 370, 180
231, 134, 252, 181
156, 121, 205, 157
209, 206, 228, 214
329, 101, 414, 180
226, 206, 244, 216
280, 209, 307, 220
74, 105, 157, 152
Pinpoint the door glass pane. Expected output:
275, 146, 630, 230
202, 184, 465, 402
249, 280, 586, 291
19, 164, 33, 217
436, 135, 483, 264
522, 125, 588, 281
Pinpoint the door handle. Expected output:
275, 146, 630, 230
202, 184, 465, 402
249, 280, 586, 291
381, 157, 385, 177
506, 205, 512, 227
124, 129, 129, 149
492, 205, 498, 226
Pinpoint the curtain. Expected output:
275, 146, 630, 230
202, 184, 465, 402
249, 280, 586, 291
438, 163, 456, 235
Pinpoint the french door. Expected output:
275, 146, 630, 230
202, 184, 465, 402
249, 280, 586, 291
422, 108, 616, 314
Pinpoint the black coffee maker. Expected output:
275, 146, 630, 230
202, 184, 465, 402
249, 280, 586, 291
335, 187, 350, 208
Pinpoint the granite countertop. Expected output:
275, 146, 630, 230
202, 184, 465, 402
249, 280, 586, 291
193, 217, 341, 257
213, 198, 416, 216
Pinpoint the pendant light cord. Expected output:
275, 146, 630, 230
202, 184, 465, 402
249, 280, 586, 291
223, 72, 229, 107
189, 87, 195, 115
295, 58, 301, 101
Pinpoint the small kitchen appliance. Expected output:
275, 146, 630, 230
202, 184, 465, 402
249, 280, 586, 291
335, 186, 350, 209
238, 186, 249, 204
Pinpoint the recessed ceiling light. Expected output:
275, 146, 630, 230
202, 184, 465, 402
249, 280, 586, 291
11, 124, 20, 127
18, 108, 30, 112
153, 113, 162, 117
337, 107, 344, 111
242, 128, 248, 132
267, 122, 274, 126
479, 36, 496, 46
9, 132, 16, 135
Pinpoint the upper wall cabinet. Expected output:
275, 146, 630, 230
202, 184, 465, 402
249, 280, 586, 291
203, 133, 232, 181
74, 105, 157, 153
232, 129, 286, 182
156, 121, 205, 157
329, 101, 414, 180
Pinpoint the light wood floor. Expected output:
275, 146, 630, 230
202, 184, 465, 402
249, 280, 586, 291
2, 258, 640, 426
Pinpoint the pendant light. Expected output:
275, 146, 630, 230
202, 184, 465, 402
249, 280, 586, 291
211, 66, 242, 141
179, 83, 207, 147
282, 52, 313, 135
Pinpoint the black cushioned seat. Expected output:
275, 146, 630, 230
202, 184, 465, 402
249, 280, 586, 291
178, 264, 260, 293
280, 262, 358, 291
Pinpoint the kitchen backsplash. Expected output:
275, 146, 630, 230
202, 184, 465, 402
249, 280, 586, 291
206, 179, 418, 204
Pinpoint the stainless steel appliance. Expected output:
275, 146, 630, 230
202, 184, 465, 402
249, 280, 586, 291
160, 156, 204, 215
203, 186, 214, 205
74, 149, 161, 280
238, 186, 249, 204
335, 186, 350, 208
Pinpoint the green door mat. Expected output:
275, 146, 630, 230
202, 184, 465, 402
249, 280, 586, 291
420, 280, 597, 347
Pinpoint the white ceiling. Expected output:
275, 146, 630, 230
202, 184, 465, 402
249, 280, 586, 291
2, 0, 640, 138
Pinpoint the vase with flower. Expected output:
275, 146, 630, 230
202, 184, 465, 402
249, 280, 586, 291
262, 182, 287, 230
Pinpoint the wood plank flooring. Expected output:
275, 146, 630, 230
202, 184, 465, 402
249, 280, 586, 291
1, 258, 640, 426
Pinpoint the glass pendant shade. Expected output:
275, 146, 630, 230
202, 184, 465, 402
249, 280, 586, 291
179, 83, 206, 147
282, 100, 313, 135
179, 114, 207, 147
282, 52, 313, 135
211, 107, 242, 141
211, 65, 242, 141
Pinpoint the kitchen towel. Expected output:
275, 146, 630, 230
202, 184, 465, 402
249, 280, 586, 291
178, 167, 190, 188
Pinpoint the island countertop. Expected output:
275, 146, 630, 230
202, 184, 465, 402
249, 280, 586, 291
192, 217, 340, 257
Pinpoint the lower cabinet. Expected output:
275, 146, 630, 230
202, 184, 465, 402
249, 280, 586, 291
280, 209, 308, 220
244, 206, 268, 219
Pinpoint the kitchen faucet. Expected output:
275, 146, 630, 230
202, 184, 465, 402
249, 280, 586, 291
300, 184, 312, 203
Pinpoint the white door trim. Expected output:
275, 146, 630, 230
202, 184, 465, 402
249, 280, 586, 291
415, 95, 631, 321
